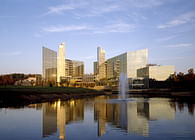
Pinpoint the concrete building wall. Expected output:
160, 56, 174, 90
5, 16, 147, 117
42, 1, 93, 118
94, 61, 98, 75
149, 66, 174, 81
137, 65, 174, 81
137, 67, 149, 78
57, 42, 66, 83
72, 60, 84, 76
97, 47, 106, 80
65, 59, 84, 77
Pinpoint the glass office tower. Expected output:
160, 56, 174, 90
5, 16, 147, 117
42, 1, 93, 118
42, 47, 57, 84
94, 48, 148, 80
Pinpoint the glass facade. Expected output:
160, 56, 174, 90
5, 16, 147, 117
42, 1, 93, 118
42, 47, 57, 84
127, 49, 148, 78
105, 49, 148, 79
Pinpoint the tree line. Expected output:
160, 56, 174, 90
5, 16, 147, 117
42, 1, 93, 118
0, 73, 37, 86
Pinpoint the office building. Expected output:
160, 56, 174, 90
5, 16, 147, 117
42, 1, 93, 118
93, 61, 98, 75
57, 42, 66, 83
97, 46, 106, 80
65, 59, 84, 77
42, 42, 84, 85
94, 48, 148, 80
42, 47, 57, 84
137, 65, 175, 81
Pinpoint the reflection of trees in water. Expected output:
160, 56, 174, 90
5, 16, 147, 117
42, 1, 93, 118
175, 101, 195, 115
188, 104, 195, 115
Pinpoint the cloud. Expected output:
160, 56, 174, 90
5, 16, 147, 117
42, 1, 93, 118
42, 23, 135, 33
44, 0, 164, 16
93, 23, 135, 34
45, 4, 77, 15
0, 51, 22, 56
129, 0, 163, 8
75, 4, 121, 17
156, 35, 176, 42
158, 11, 195, 29
164, 43, 193, 48
42, 25, 89, 32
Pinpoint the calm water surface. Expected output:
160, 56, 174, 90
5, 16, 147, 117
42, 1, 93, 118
0, 96, 195, 140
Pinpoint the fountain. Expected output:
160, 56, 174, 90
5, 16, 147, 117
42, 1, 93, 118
119, 73, 129, 100
108, 73, 134, 103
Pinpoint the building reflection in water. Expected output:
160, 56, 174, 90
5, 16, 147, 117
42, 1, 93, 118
42, 99, 84, 140
41, 96, 195, 139
94, 97, 175, 137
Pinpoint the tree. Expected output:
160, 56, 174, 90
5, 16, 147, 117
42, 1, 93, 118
188, 68, 194, 75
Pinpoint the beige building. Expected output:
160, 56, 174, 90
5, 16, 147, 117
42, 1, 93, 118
137, 65, 175, 81
57, 42, 66, 83
93, 61, 98, 75
97, 46, 106, 80
65, 59, 84, 77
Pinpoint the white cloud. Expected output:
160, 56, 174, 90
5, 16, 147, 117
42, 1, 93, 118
93, 23, 135, 34
164, 43, 192, 48
45, 3, 78, 15
129, 0, 163, 8
156, 35, 176, 42
42, 23, 135, 33
44, 0, 164, 16
158, 11, 195, 29
42, 25, 89, 32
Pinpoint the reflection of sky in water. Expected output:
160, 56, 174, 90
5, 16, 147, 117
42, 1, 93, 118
0, 97, 195, 140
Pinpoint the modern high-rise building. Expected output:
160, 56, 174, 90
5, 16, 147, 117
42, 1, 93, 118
97, 46, 106, 80
57, 42, 66, 83
65, 59, 84, 77
42, 43, 84, 85
107, 49, 148, 79
42, 47, 57, 84
93, 61, 98, 75
94, 48, 148, 80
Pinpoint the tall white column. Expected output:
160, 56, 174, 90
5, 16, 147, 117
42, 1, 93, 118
57, 42, 66, 83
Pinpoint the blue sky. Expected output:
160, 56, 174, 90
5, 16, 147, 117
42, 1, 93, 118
0, 0, 195, 74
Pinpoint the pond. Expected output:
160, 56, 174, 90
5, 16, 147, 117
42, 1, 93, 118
0, 95, 195, 140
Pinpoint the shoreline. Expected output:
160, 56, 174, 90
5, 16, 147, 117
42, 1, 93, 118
0, 87, 105, 107
1, 87, 195, 107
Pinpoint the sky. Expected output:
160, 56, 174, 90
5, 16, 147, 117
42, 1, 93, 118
0, 0, 195, 74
